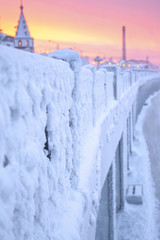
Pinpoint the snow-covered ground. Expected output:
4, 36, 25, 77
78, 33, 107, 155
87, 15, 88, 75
117, 92, 160, 240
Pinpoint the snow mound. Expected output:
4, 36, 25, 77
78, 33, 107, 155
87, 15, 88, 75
49, 48, 82, 72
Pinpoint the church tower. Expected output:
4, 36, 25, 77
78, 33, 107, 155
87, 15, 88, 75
14, 2, 34, 52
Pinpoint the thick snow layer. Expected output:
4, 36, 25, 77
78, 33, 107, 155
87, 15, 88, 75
117, 92, 160, 240
0, 46, 111, 240
0, 45, 160, 240
49, 48, 82, 72
94, 70, 106, 121
69, 67, 94, 187
0, 46, 74, 240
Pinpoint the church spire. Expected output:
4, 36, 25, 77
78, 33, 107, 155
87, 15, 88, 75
20, 0, 23, 11
14, 1, 34, 52
15, 2, 31, 38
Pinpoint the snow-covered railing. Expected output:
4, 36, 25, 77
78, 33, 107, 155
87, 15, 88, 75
0, 45, 159, 240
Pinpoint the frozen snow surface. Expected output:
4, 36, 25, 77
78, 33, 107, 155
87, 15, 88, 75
117, 92, 160, 240
0, 46, 75, 240
0, 45, 112, 240
0, 45, 160, 240
49, 48, 82, 72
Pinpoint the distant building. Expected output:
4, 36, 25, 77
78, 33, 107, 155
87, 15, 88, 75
0, 33, 14, 47
0, 3, 34, 52
14, 4, 34, 52
120, 59, 152, 70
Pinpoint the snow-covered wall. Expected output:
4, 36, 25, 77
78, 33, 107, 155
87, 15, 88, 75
0, 45, 160, 240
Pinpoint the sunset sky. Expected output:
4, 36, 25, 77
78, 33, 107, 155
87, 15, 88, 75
1, 0, 160, 64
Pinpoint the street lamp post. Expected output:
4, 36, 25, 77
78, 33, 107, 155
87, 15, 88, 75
94, 56, 103, 69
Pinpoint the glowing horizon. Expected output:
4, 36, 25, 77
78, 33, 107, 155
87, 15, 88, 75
1, 0, 160, 64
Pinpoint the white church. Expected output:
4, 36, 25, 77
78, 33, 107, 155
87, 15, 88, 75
0, 3, 34, 53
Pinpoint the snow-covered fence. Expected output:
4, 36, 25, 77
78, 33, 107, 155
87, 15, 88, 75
0, 45, 160, 240
0, 46, 76, 240
69, 67, 94, 187
94, 70, 106, 121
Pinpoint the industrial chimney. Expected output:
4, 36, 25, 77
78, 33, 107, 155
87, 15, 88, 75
122, 26, 126, 61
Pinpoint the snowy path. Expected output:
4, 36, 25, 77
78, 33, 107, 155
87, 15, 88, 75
143, 92, 160, 238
